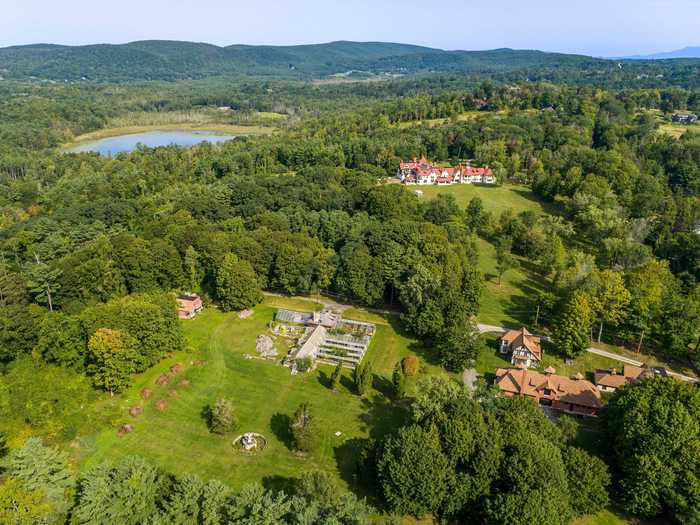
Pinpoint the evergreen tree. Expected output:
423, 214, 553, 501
2, 438, 72, 515
392, 362, 406, 398
72, 456, 167, 525
330, 362, 343, 391
209, 398, 238, 435
354, 361, 373, 396
292, 403, 317, 453
184, 245, 200, 292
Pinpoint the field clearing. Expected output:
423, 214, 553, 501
419, 182, 559, 216
80, 298, 427, 493
658, 122, 700, 138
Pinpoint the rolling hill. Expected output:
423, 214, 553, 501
0, 39, 613, 82
621, 46, 700, 60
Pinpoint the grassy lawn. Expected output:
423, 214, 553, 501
80, 300, 429, 493
420, 183, 556, 217
475, 237, 548, 327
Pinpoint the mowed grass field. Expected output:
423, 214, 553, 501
80, 296, 431, 492
420, 182, 558, 216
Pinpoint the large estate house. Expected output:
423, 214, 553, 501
499, 327, 542, 368
398, 158, 496, 185
495, 367, 603, 416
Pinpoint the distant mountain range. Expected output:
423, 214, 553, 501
618, 46, 700, 60
0, 40, 612, 82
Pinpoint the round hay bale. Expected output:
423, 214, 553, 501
178, 379, 191, 388
155, 399, 169, 411
118, 423, 134, 436
170, 363, 184, 374
167, 389, 178, 397
155, 373, 171, 386
129, 405, 143, 417
141, 388, 153, 400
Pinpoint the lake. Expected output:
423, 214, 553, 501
67, 130, 236, 155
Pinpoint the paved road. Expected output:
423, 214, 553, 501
586, 347, 643, 366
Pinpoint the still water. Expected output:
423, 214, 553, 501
68, 130, 236, 155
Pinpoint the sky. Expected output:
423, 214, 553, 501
1, 0, 699, 57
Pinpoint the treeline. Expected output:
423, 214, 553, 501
0, 439, 376, 524
370, 375, 700, 525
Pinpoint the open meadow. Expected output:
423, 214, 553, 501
80, 296, 450, 494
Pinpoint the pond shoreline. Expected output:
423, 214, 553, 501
62, 123, 275, 152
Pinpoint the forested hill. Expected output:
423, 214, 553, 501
0, 39, 613, 81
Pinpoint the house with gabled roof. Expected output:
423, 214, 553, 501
397, 158, 495, 186
495, 366, 602, 416
499, 327, 542, 368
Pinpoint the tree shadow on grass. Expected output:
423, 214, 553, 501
317, 369, 331, 389
372, 373, 394, 399
340, 374, 356, 393
262, 474, 298, 495
270, 413, 294, 451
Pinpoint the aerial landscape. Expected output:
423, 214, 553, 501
1, 1, 700, 524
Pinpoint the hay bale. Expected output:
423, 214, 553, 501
178, 379, 191, 388
167, 389, 178, 397
155, 373, 171, 386
129, 406, 143, 417
141, 388, 153, 400
155, 399, 169, 411
118, 423, 134, 436
239, 309, 254, 319
170, 363, 184, 374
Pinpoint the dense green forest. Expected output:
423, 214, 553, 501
1, 67, 700, 524
3, 39, 700, 86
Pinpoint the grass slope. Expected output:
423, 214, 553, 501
81, 300, 419, 492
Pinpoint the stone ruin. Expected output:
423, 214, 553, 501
141, 388, 153, 400
129, 406, 143, 417
155, 373, 171, 386
155, 399, 169, 411
256, 335, 278, 358
239, 309, 254, 320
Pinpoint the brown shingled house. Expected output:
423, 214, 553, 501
495, 367, 602, 416
593, 364, 668, 393
499, 327, 542, 368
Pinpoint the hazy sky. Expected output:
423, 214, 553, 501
2, 0, 699, 57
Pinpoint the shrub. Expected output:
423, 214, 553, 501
292, 403, 317, 452
209, 398, 238, 435
296, 357, 313, 372
402, 356, 419, 377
